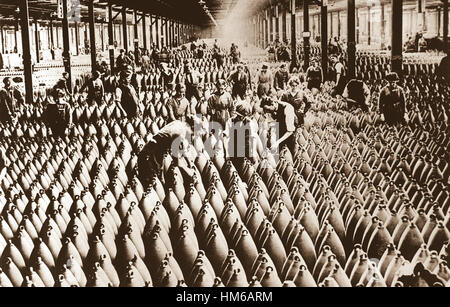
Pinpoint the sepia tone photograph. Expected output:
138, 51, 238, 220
0, 0, 449, 290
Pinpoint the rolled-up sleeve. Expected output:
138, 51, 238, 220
285, 104, 296, 132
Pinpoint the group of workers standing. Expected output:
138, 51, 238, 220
1, 40, 448, 189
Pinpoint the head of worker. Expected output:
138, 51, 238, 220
288, 76, 300, 94
93, 70, 101, 80
120, 67, 133, 84
3, 77, 11, 89
386, 72, 400, 87
120, 49, 125, 55
216, 79, 227, 95
175, 83, 186, 98
279, 63, 287, 73
62, 72, 69, 80
261, 63, 269, 72
312, 58, 319, 68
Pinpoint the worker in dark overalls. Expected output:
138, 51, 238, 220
45, 88, 73, 138
379, 72, 408, 125
0, 77, 23, 124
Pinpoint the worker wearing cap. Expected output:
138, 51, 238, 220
45, 87, 73, 138
184, 61, 203, 102
168, 83, 191, 122
53, 72, 71, 98
228, 64, 250, 100
257, 63, 273, 99
231, 98, 261, 164
138, 118, 196, 187
273, 64, 290, 93
263, 99, 296, 154
379, 72, 408, 125
117, 66, 140, 118
0, 77, 23, 123
208, 79, 235, 129
207, 79, 236, 158
116, 49, 131, 72
280, 77, 311, 126
79, 70, 104, 106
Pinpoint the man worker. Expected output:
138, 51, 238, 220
45, 88, 73, 138
273, 64, 290, 93
0, 77, 24, 123
53, 72, 71, 97
184, 61, 203, 102
79, 70, 105, 106
137, 117, 196, 187
342, 78, 371, 112
117, 67, 140, 118
228, 64, 250, 100
379, 72, 408, 125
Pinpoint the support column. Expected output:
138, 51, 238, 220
49, 18, 55, 59
269, 7, 274, 42
265, 10, 269, 48
89, 0, 96, 73
275, 5, 280, 42
134, 10, 139, 59
0, 26, 4, 54
391, 0, 403, 76
142, 14, 147, 50
303, 0, 310, 71
337, 11, 341, 38
165, 18, 169, 48
34, 20, 40, 63
368, 6, 371, 45
14, 20, 19, 53
444, 0, 448, 51
62, 0, 72, 89
356, 8, 360, 44
348, 0, 356, 79
291, 0, 298, 70
282, 5, 288, 43
321, 3, 328, 76
149, 15, 153, 46
155, 16, 160, 49
19, 0, 33, 104
108, 4, 115, 72
75, 22, 80, 55
122, 7, 128, 52
381, 4, 386, 49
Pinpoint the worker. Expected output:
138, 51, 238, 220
0, 77, 23, 123
168, 83, 191, 122
306, 59, 323, 95
263, 99, 296, 154
280, 76, 311, 126
137, 118, 196, 187
379, 72, 408, 125
184, 61, 203, 102
79, 70, 105, 106
257, 63, 273, 99
117, 67, 140, 118
45, 88, 73, 138
228, 64, 250, 100
273, 64, 290, 93
342, 78, 371, 112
